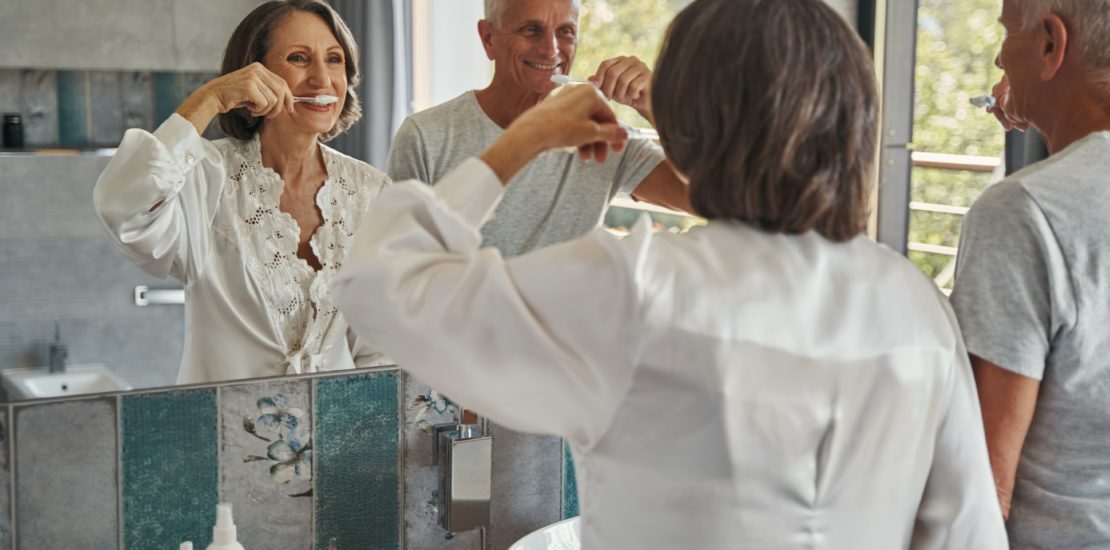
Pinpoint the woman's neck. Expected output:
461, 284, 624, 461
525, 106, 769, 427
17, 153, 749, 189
258, 126, 324, 185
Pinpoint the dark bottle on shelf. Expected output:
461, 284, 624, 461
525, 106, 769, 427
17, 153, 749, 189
3, 113, 24, 148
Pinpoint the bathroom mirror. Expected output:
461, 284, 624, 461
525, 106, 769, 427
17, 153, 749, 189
0, 0, 857, 402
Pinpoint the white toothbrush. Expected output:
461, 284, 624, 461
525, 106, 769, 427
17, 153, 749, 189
548, 75, 655, 139
550, 74, 591, 86
294, 95, 338, 105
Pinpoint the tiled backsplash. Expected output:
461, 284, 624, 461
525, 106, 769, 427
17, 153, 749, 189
3, 370, 401, 549
0, 369, 578, 549
0, 69, 217, 148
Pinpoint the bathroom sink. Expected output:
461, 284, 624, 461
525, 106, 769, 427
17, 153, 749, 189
509, 517, 580, 550
0, 364, 132, 400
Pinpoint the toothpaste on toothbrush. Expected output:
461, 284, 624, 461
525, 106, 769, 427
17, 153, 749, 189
294, 95, 339, 105
969, 95, 996, 109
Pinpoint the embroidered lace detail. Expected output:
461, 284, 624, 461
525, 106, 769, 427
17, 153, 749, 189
213, 135, 388, 360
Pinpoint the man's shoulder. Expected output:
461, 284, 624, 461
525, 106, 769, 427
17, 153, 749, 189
404, 91, 480, 130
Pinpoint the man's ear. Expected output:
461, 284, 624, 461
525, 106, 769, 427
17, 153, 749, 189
478, 20, 496, 61
1039, 13, 1069, 80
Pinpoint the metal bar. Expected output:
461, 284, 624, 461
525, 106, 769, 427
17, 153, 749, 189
134, 285, 184, 306
875, 0, 918, 256
908, 201, 970, 215
911, 151, 999, 173
907, 242, 958, 256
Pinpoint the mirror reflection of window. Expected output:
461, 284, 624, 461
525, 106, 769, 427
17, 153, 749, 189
578, 0, 702, 235
908, 0, 1006, 293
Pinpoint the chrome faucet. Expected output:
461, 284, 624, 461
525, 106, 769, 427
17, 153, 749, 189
48, 323, 68, 374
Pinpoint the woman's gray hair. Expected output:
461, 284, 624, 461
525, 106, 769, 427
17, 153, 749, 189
1012, 0, 1110, 70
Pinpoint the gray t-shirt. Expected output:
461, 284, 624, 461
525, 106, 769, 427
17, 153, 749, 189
950, 131, 1110, 549
387, 90, 665, 257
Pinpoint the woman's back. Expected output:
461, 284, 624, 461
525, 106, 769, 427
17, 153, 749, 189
573, 221, 1002, 548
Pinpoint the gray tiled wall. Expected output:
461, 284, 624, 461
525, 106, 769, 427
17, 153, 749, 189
0, 155, 184, 393
0, 0, 262, 72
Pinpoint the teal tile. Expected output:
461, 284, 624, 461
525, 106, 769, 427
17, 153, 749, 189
15, 398, 118, 549
563, 441, 578, 519
153, 72, 188, 126
56, 70, 89, 147
315, 372, 399, 550
122, 389, 219, 550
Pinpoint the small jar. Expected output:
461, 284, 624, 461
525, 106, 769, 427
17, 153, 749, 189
2, 113, 23, 149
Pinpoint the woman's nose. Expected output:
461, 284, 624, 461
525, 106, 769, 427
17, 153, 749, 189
307, 58, 332, 87
994, 53, 1003, 70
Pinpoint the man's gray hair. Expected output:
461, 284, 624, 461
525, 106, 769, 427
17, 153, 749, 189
484, 0, 581, 25
1012, 0, 1110, 69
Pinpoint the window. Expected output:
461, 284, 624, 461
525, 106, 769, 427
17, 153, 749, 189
908, 0, 1006, 291
571, 0, 701, 234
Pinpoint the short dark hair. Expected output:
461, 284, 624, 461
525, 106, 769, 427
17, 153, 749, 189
218, 0, 362, 142
652, 0, 878, 242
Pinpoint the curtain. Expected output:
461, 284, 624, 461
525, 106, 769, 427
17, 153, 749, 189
328, 0, 412, 169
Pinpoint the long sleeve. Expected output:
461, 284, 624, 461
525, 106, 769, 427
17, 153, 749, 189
93, 114, 224, 282
910, 302, 1009, 549
334, 158, 650, 448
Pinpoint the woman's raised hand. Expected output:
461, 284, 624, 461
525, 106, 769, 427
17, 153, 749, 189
480, 85, 629, 184
176, 62, 295, 135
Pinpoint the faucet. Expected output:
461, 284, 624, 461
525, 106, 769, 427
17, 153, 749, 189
48, 322, 68, 374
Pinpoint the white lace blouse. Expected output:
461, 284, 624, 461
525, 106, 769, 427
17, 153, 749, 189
94, 114, 391, 384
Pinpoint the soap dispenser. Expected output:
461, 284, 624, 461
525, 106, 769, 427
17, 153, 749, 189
207, 503, 245, 550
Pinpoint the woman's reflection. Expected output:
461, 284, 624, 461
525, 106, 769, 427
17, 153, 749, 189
93, 0, 390, 384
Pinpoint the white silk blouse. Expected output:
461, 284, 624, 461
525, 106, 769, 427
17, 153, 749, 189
94, 114, 391, 384
335, 158, 1009, 549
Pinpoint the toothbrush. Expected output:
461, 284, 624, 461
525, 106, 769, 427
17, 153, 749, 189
294, 95, 338, 106
549, 75, 656, 139
969, 95, 996, 109
550, 74, 592, 86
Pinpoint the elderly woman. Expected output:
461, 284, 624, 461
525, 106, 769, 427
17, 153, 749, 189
335, 0, 1007, 547
94, 0, 389, 384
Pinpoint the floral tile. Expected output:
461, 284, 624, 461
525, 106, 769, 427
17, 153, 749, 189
122, 389, 218, 550
89, 71, 124, 147
14, 397, 118, 549
402, 374, 482, 550
121, 71, 154, 132
314, 371, 400, 549
219, 380, 312, 549
20, 69, 58, 147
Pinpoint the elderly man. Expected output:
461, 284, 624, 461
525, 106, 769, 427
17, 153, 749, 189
387, 0, 689, 259
950, 0, 1110, 547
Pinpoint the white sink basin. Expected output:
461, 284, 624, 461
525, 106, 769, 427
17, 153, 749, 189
509, 517, 580, 550
1, 364, 132, 400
